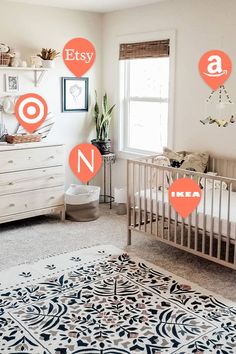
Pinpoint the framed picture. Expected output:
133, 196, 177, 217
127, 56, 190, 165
5, 74, 19, 93
62, 77, 89, 112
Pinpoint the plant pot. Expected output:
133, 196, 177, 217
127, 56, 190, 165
42, 60, 55, 68
91, 139, 112, 155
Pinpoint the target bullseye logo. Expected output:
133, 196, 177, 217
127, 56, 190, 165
15, 93, 48, 133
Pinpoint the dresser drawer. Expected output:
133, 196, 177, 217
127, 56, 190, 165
0, 145, 64, 173
0, 187, 64, 217
0, 166, 64, 196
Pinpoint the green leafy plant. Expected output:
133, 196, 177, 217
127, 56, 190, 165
94, 91, 115, 141
37, 48, 60, 60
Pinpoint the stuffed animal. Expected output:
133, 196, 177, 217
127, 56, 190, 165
0, 43, 10, 53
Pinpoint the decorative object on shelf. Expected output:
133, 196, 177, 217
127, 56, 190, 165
17, 112, 55, 139
91, 91, 115, 155
99, 153, 116, 209
11, 51, 22, 67
0, 105, 8, 141
62, 77, 89, 112
0, 43, 14, 67
2, 95, 19, 115
21, 61, 27, 68
200, 85, 235, 128
37, 48, 60, 68
30, 55, 42, 68
6, 134, 41, 144
114, 187, 127, 215
4, 74, 19, 93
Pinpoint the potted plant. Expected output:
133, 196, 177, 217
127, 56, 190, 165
37, 48, 60, 68
91, 91, 115, 155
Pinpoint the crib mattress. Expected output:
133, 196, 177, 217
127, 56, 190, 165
135, 188, 236, 240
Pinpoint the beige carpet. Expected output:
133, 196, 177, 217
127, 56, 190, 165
0, 205, 235, 302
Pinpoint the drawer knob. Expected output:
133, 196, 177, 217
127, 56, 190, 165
50, 196, 55, 200
9, 203, 15, 207
25, 204, 28, 208
9, 182, 14, 186
28, 156, 32, 160
50, 155, 55, 159
49, 176, 55, 180
8, 160, 13, 164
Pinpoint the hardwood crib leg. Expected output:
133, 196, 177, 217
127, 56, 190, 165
60, 207, 66, 222
127, 229, 132, 245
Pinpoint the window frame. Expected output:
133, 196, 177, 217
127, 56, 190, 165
117, 30, 176, 158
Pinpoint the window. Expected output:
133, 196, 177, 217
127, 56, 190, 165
119, 38, 172, 155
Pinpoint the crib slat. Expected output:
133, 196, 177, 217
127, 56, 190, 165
188, 175, 192, 248
194, 176, 200, 251
209, 180, 214, 256
132, 163, 136, 229
225, 183, 231, 262
174, 171, 179, 244
217, 181, 222, 260
167, 170, 171, 241
202, 177, 207, 254
150, 166, 153, 234
162, 169, 165, 239
181, 172, 186, 246
138, 163, 141, 230
156, 168, 159, 237
144, 165, 147, 232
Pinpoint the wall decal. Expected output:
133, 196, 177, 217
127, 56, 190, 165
169, 178, 202, 219
199, 50, 231, 90
69, 143, 102, 184
199, 50, 234, 127
63, 38, 96, 78
15, 93, 48, 133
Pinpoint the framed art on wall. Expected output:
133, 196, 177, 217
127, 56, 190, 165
5, 74, 19, 93
62, 77, 89, 112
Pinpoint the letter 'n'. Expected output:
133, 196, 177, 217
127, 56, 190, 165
78, 149, 94, 173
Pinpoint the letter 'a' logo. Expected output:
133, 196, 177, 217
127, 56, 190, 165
69, 144, 102, 184
199, 50, 232, 90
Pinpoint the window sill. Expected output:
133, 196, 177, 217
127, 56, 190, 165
116, 150, 161, 160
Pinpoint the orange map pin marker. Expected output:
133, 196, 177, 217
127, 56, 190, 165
69, 143, 102, 184
199, 50, 232, 90
168, 178, 202, 219
15, 93, 48, 133
63, 37, 96, 78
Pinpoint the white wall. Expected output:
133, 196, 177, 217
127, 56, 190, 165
0, 1, 102, 187
102, 0, 236, 188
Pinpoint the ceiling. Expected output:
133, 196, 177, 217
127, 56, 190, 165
6, 0, 165, 13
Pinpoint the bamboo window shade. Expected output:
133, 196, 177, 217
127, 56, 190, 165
119, 39, 170, 60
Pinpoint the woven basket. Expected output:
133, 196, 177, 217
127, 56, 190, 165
0, 53, 11, 67
6, 134, 42, 144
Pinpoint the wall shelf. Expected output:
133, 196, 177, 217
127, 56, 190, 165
0, 67, 49, 87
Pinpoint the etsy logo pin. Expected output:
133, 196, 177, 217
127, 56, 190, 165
69, 143, 102, 184
199, 50, 232, 90
15, 93, 48, 133
63, 38, 96, 78
169, 178, 202, 219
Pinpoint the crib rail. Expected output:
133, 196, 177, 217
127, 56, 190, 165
127, 158, 236, 270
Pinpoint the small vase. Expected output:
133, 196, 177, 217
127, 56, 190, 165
42, 60, 55, 69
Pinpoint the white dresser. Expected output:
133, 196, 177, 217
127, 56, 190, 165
0, 142, 65, 224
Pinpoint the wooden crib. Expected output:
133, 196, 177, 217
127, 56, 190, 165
127, 154, 236, 270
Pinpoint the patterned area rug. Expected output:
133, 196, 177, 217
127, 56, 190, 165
0, 245, 235, 354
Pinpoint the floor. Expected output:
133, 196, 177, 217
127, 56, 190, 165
0, 205, 235, 302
